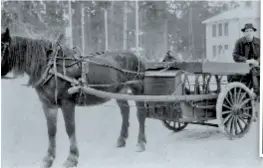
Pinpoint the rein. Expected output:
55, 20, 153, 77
53, 55, 145, 76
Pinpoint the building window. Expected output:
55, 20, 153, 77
224, 45, 228, 50
213, 46, 217, 57
218, 45, 223, 54
212, 24, 216, 37
224, 23, 228, 36
218, 24, 222, 36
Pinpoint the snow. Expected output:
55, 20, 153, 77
1, 76, 262, 168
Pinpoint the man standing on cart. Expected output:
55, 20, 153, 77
231, 23, 260, 98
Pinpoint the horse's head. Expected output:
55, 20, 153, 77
1, 28, 12, 78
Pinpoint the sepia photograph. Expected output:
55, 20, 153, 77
1, 0, 262, 167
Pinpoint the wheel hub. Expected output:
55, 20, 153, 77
232, 104, 242, 115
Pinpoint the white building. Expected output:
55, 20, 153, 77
202, 1, 260, 62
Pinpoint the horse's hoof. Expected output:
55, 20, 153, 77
136, 142, 145, 152
63, 155, 78, 168
41, 155, 55, 168
116, 137, 126, 147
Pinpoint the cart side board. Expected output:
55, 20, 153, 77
145, 61, 250, 75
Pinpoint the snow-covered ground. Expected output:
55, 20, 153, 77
1, 77, 262, 168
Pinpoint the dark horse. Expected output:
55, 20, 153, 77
1, 28, 147, 168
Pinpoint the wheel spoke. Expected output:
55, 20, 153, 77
242, 106, 252, 112
223, 113, 232, 125
236, 116, 244, 133
236, 88, 242, 104
228, 89, 235, 105
229, 116, 235, 134
238, 115, 248, 126
234, 116, 238, 135
234, 87, 237, 104
222, 110, 232, 115
225, 95, 233, 107
223, 104, 232, 110
241, 113, 252, 119
240, 98, 251, 108
237, 92, 247, 104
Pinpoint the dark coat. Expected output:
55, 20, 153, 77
232, 36, 260, 62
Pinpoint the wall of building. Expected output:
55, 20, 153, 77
205, 19, 238, 61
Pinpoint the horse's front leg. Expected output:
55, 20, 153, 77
61, 100, 79, 168
116, 100, 130, 147
42, 104, 58, 168
135, 101, 147, 152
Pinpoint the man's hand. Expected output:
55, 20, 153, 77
246, 59, 259, 66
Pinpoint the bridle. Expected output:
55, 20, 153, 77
1, 41, 10, 58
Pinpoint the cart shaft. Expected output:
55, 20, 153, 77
68, 86, 218, 102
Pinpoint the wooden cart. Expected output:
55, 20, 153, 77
68, 61, 256, 139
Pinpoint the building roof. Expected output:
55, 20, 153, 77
202, 3, 260, 24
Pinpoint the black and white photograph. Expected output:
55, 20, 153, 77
1, 0, 262, 167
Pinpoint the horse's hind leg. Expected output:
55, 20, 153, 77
61, 100, 79, 168
41, 104, 58, 168
116, 100, 130, 147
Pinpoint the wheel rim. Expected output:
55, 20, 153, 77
162, 120, 188, 132
217, 82, 254, 138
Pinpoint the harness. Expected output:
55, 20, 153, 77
33, 34, 144, 104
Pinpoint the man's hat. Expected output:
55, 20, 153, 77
241, 23, 257, 32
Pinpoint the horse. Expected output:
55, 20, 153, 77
1, 28, 147, 168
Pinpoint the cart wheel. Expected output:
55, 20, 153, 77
216, 82, 255, 139
162, 120, 188, 132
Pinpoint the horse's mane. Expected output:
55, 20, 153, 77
8, 35, 53, 85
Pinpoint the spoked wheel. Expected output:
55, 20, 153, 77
161, 71, 189, 132
162, 120, 188, 132
216, 82, 255, 139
